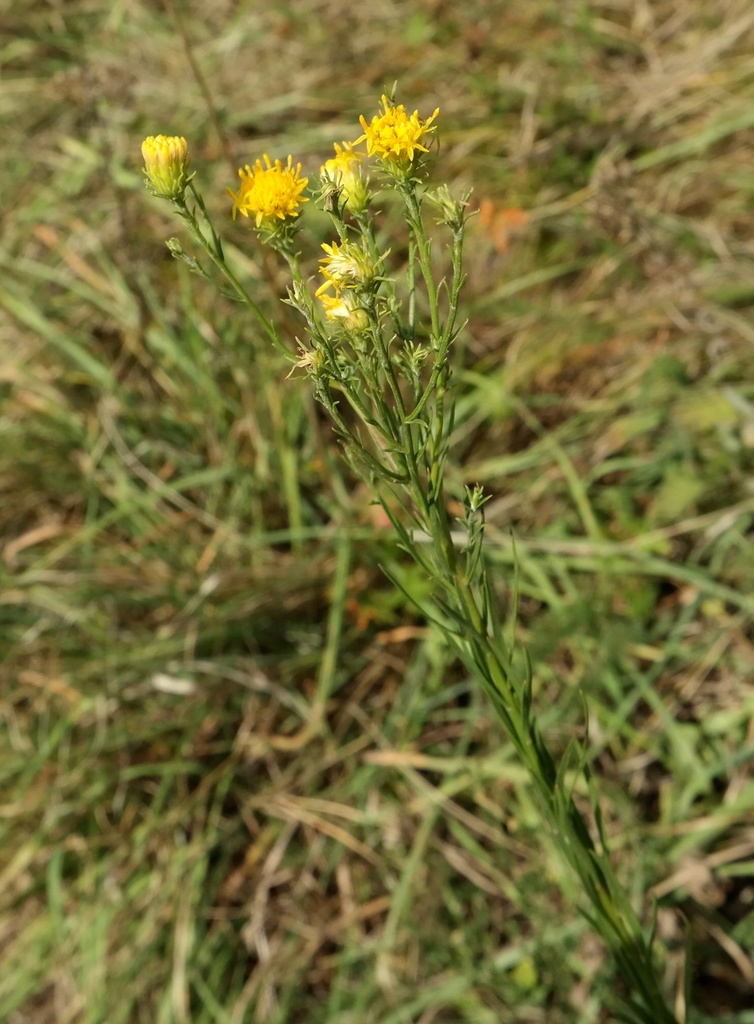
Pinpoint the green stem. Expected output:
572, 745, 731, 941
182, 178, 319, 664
176, 187, 288, 357
405, 488, 676, 1024
402, 186, 441, 340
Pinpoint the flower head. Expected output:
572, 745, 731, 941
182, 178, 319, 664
317, 281, 369, 331
321, 141, 369, 213
355, 95, 439, 171
318, 240, 378, 290
142, 135, 192, 200
288, 343, 327, 379
227, 155, 309, 228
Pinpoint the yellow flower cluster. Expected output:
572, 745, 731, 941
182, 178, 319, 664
222, 95, 438, 234
227, 154, 309, 227
142, 94, 440, 335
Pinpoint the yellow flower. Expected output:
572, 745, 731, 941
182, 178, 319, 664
322, 141, 362, 184
141, 135, 191, 200
321, 141, 369, 213
318, 282, 369, 331
318, 240, 377, 289
227, 155, 309, 227
355, 95, 439, 166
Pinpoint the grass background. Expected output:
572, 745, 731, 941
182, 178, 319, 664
2, 0, 754, 1021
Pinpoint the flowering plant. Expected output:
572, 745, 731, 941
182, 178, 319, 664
141, 94, 679, 1024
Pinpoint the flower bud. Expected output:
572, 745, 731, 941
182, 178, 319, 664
141, 135, 192, 200
425, 184, 471, 232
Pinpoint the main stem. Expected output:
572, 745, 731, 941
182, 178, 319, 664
392, 185, 675, 1020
